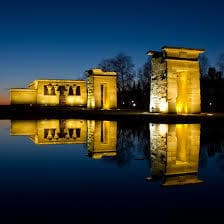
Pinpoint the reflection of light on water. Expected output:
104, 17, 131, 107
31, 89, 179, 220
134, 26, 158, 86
207, 113, 213, 116
87, 120, 117, 159
150, 123, 202, 186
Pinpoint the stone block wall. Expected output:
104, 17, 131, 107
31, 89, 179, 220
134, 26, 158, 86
10, 69, 116, 108
148, 46, 204, 114
29, 80, 87, 106
87, 75, 95, 108
10, 89, 37, 105
87, 69, 117, 109
150, 57, 167, 112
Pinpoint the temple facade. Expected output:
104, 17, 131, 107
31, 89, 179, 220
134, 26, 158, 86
148, 46, 205, 114
10, 69, 117, 109
10, 80, 87, 106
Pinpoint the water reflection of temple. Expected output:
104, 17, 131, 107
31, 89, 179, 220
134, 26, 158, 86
11, 119, 87, 144
149, 123, 202, 186
11, 120, 202, 185
11, 119, 117, 159
87, 120, 117, 159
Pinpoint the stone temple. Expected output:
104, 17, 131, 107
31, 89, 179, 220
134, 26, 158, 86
10, 46, 205, 113
148, 46, 205, 114
10, 69, 117, 109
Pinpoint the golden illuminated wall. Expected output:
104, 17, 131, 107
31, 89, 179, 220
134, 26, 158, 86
11, 119, 117, 151
150, 123, 202, 186
10, 80, 87, 106
29, 80, 87, 106
10, 89, 37, 105
148, 46, 205, 114
11, 119, 87, 144
87, 120, 117, 159
11, 120, 37, 135
87, 69, 117, 109
10, 70, 117, 108
149, 56, 167, 112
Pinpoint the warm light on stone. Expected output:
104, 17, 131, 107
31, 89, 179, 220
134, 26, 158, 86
86, 69, 117, 109
11, 119, 117, 155
150, 123, 202, 186
159, 98, 168, 113
87, 120, 117, 159
11, 120, 37, 135
11, 119, 87, 144
10, 80, 87, 106
10, 89, 37, 105
148, 46, 205, 114
10, 70, 117, 109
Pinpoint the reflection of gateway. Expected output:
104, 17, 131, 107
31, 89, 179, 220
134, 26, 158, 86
87, 120, 117, 159
11, 119, 87, 144
149, 123, 202, 186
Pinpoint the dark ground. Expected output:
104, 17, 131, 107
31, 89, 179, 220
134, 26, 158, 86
0, 105, 224, 123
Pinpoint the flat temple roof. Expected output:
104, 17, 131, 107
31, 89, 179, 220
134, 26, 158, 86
146, 50, 162, 56
29, 79, 86, 82
28, 79, 86, 87
162, 46, 205, 52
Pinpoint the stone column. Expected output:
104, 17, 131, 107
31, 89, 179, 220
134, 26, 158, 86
72, 85, 76, 95
47, 85, 53, 95
54, 85, 59, 96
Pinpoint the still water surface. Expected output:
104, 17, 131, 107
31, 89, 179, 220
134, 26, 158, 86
0, 119, 224, 222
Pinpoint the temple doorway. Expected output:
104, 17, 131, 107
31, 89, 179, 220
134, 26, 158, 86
100, 84, 108, 109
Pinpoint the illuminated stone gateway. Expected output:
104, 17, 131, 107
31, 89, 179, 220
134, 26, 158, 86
10, 69, 117, 109
148, 46, 205, 114
86, 69, 117, 109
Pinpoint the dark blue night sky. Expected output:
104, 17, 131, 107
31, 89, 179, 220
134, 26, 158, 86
1, 0, 224, 103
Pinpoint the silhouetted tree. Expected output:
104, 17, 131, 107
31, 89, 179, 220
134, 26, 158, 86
217, 53, 224, 76
137, 58, 151, 109
98, 53, 135, 107
98, 53, 135, 92
116, 128, 135, 166
199, 54, 209, 78
208, 67, 222, 80
138, 58, 151, 87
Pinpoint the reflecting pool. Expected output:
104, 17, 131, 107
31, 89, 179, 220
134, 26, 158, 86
1, 119, 224, 222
